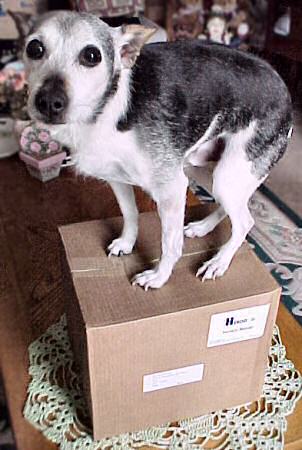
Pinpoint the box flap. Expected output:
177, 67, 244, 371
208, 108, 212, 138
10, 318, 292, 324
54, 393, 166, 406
59, 205, 279, 328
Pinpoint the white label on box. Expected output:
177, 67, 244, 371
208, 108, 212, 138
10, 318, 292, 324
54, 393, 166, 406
143, 364, 204, 393
207, 304, 270, 348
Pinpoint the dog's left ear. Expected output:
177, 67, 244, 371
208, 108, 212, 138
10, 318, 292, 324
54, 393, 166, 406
116, 24, 156, 69
7, 10, 37, 42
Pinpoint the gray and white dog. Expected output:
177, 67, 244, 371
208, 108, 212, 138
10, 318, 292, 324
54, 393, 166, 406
24, 11, 292, 290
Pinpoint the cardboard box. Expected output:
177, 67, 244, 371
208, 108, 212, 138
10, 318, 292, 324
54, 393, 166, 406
59, 206, 280, 440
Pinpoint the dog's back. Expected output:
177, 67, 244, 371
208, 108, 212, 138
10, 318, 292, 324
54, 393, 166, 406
118, 40, 292, 177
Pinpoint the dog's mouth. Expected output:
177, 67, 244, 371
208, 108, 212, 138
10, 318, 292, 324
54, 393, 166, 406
39, 116, 67, 125
28, 106, 67, 125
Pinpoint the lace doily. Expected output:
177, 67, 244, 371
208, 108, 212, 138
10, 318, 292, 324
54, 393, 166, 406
24, 315, 302, 450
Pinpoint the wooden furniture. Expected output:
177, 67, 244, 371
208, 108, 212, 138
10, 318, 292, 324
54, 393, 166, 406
265, 0, 302, 95
266, 0, 302, 60
0, 156, 301, 449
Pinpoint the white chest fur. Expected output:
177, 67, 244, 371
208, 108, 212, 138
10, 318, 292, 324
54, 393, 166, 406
72, 123, 152, 189
49, 67, 152, 190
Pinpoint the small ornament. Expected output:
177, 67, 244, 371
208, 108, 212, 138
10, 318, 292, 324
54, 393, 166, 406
200, 12, 232, 45
170, 0, 205, 41
19, 123, 66, 182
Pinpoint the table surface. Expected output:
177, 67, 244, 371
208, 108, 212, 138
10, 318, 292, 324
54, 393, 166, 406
0, 156, 301, 450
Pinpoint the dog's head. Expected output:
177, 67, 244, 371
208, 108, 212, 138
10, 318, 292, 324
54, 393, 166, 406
24, 11, 155, 124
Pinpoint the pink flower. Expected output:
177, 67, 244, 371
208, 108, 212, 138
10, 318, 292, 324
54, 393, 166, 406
0, 72, 7, 83
38, 131, 50, 142
10, 73, 25, 91
20, 136, 28, 149
30, 142, 41, 153
12, 73, 26, 91
48, 141, 59, 152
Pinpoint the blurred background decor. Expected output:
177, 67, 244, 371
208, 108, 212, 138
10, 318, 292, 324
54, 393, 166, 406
166, 0, 268, 50
0, 61, 27, 119
72, 0, 145, 17
0, 60, 28, 158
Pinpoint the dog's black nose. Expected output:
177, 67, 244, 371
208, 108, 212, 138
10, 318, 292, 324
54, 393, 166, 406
35, 92, 66, 116
35, 75, 68, 123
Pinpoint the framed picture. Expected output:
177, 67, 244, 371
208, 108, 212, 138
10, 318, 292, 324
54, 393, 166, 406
74, 0, 145, 17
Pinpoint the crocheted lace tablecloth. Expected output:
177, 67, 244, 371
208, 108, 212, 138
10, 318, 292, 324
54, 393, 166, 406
23, 315, 302, 450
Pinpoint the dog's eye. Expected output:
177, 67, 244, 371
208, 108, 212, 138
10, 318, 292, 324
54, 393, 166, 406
26, 39, 45, 60
79, 46, 102, 67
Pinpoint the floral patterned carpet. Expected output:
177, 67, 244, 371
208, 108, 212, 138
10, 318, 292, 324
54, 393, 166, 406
193, 183, 302, 327
250, 186, 302, 325
0, 184, 301, 450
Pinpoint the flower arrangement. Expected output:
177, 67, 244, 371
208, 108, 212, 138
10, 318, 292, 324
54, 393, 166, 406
20, 125, 62, 159
0, 62, 29, 119
19, 123, 66, 182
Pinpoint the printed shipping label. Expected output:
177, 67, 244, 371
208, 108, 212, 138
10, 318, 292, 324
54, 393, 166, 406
143, 363, 204, 393
207, 304, 270, 347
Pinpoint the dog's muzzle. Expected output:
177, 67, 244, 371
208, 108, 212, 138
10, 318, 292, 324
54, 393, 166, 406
35, 75, 68, 124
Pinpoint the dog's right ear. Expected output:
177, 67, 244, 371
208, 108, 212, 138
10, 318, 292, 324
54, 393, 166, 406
115, 24, 156, 69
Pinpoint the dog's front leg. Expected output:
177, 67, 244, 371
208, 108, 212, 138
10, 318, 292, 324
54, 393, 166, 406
108, 181, 139, 256
133, 172, 188, 290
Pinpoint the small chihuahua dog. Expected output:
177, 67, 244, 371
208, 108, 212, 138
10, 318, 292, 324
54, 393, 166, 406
24, 11, 292, 290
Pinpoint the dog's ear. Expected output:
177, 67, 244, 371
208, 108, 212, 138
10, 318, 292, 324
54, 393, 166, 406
7, 10, 37, 42
116, 24, 156, 69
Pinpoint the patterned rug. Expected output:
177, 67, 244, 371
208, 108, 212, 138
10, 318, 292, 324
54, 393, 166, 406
1, 184, 301, 450
192, 183, 302, 327
250, 186, 302, 325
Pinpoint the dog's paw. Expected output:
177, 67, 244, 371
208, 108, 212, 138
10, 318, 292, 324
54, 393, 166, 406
196, 254, 230, 281
184, 220, 212, 238
107, 237, 134, 257
132, 268, 169, 291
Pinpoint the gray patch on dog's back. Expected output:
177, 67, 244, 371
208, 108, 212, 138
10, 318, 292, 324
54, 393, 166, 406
120, 41, 293, 182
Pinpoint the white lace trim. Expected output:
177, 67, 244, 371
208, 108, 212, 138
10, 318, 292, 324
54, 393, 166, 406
23, 316, 302, 449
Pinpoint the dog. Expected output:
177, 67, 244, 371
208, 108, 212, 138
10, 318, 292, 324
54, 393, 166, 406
24, 11, 293, 290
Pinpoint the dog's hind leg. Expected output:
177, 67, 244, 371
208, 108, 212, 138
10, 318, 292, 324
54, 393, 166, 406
133, 170, 188, 290
108, 181, 138, 256
184, 206, 226, 238
196, 123, 264, 281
